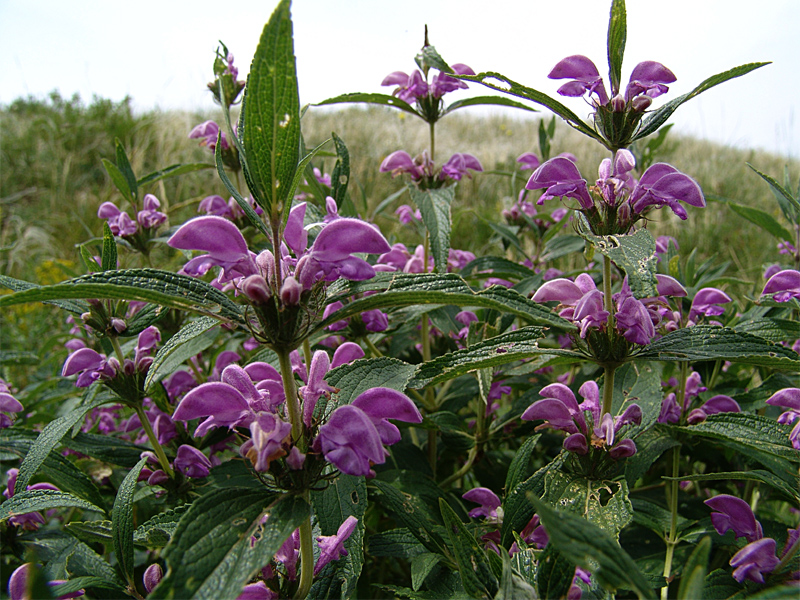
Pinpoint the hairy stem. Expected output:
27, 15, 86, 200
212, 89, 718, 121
277, 348, 302, 443
601, 362, 617, 417
294, 493, 314, 600
602, 254, 616, 332
662, 446, 681, 600
134, 404, 174, 479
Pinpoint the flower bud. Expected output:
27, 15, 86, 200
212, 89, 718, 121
144, 563, 163, 593
111, 318, 127, 333
610, 93, 626, 113
241, 274, 271, 305
631, 95, 652, 112
280, 276, 302, 306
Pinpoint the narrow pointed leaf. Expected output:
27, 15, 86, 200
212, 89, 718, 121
439, 498, 499, 598
0, 273, 89, 315
747, 163, 800, 219
145, 316, 219, 391
102, 159, 133, 204
442, 95, 538, 116
112, 457, 147, 585
457, 71, 603, 142
634, 62, 770, 141
726, 201, 794, 242
115, 138, 138, 201
0, 269, 246, 326
665, 471, 799, 505
281, 137, 330, 230
409, 184, 454, 273
215, 132, 270, 237
0, 489, 103, 522
636, 326, 800, 368
101, 222, 117, 272
531, 496, 653, 599
14, 394, 110, 494
314, 92, 421, 118
330, 132, 350, 206
677, 537, 711, 600
320, 273, 576, 333
137, 163, 214, 187
241, 0, 300, 221
420, 45, 450, 72
607, 0, 627, 95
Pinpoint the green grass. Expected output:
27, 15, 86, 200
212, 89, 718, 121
1, 95, 798, 338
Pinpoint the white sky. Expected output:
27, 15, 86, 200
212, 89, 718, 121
1, 0, 797, 157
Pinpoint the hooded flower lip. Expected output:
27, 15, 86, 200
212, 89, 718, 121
314, 516, 359, 575
765, 387, 800, 449
300, 218, 391, 282
762, 269, 800, 302
168, 215, 258, 282
705, 494, 763, 543
629, 163, 705, 219
730, 538, 781, 583
624, 61, 677, 101
525, 157, 593, 209
462, 487, 502, 520
549, 55, 609, 105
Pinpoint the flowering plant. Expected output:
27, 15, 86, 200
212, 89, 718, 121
1, 1, 797, 599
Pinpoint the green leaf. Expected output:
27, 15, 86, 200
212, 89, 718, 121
531, 496, 654, 599
372, 479, 448, 555
65, 520, 115, 547
607, 0, 627, 95
501, 455, 564, 547
439, 498, 499, 598
0, 273, 89, 315
411, 554, 442, 591
497, 550, 537, 600
215, 131, 270, 237
281, 137, 331, 230
330, 132, 350, 206
102, 158, 134, 204
536, 545, 575, 600
460, 256, 536, 281
504, 435, 542, 495
726, 201, 794, 242
0, 269, 246, 326
145, 316, 219, 390
0, 489, 103, 522
457, 71, 603, 142
310, 474, 367, 599
314, 92, 421, 118
137, 163, 214, 187
634, 62, 770, 141
63, 431, 149, 467
578, 223, 658, 298
115, 138, 138, 201
51, 576, 128, 597
323, 273, 575, 333
409, 184, 455, 274
675, 413, 798, 463
441, 96, 538, 116
0, 350, 39, 365
748, 163, 800, 222
734, 317, 800, 343
637, 325, 800, 368
677, 536, 711, 600
541, 472, 633, 539
666, 471, 800, 505
14, 395, 110, 494
611, 362, 663, 437
410, 326, 579, 389
101, 222, 117, 272
368, 528, 428, 559
624, 425, 679, 487
134, 504, 192, 547
151, 489, 307, 600
241, 0, 300, 221
541, 234, 587, 262
112, 457, 147, 585
325, 357, 416, 408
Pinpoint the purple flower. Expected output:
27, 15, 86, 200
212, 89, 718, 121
517, 152, 541, 171
526, 156, 593, 209
143, 564, 163, 594
315, 388, 422, 476
380, 150, 426, 180
730, 538, 781, 583
8, 563, 85, 600
98, 201, 138, 237
430, 63, 475, 98
549, 55, 609, 105
237, 581, 278, 600
395, 204, 422, 224
615, 295, 656, 345
381, 69, 429, 103
705, 494, 763, 543
174, 445, 212, 478
625, 61, 677, 102
762, 269, 800, 302
765, 388, 800, 449
0, 379, 23, 429
189, 120, 229, 151
137, 194, 167, 230
462, 487, 502, 520
629, 163, 705, 220
168, 216, 258, 283
314, 516, 358, 575
439, 153, 483, 182
4, 469, 60, 531
686, 394, 740, 424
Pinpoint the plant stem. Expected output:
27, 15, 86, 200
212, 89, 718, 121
602, 254, 616, 332
662, 445, 681, 600
277, 348, 302, 443
429, 122, 436, 162
110, 336, 126, 364
440, 445, 477, 488
294, 492, 314, 600
601, 362, 617, 417
134, 404, 174, 478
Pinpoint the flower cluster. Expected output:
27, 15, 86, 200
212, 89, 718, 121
522, 381, 642, 458
380, 150, 483, 189
97, 193, 167, 249
526, 150, 704, 234
705, 495, 798, 583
